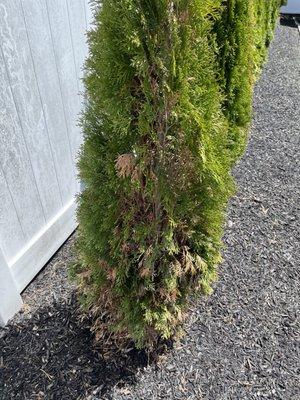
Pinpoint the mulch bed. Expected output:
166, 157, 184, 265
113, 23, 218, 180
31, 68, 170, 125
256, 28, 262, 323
1, 23, 299, 400
0, 295, 153, 400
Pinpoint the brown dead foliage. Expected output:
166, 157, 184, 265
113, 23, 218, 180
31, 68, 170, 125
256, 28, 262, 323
115, 153, 135, 178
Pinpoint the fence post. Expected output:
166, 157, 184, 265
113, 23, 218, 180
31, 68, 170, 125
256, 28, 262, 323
0, 248, 23, 326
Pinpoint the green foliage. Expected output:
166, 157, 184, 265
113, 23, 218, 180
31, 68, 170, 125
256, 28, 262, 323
74, 0, 281, 348
214, 0, 283, 159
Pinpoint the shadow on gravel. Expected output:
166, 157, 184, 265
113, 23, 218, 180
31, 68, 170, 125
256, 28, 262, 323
0, 295, 171, 400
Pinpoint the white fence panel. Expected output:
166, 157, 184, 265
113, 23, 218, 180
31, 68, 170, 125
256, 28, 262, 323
0, 248, 22, 326
0, 0, 91, 324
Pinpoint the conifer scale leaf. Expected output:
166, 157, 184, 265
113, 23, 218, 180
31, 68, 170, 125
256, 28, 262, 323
74, 0, 283, 348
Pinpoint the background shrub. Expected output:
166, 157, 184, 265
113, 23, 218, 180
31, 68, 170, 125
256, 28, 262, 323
73, 0, 282, 348
214, 0, 284, 159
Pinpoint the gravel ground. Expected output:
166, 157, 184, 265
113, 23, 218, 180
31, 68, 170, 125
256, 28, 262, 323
0, 23, 299, 400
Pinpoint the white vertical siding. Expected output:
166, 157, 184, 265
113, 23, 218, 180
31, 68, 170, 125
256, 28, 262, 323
0, 168, 26, 261
0, 40, 45, 242
84, 0, 94, 28
0, 0, 91, 323
45, 0, 83, 167
0, 247, 22, 326
67, 0, 88, 95
21, 0, 78, 200
0, 0, 62, 221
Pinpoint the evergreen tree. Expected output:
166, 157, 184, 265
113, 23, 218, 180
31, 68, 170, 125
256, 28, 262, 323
214, 0, 284, 159
214, 0, 253, 158
73, 0, 282, 348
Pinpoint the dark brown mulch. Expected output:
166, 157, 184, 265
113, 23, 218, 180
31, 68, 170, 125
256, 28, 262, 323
0, 295, 156, 400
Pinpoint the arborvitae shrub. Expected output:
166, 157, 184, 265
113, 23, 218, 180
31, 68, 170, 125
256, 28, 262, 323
73, 0, 282, 348
214, 0, 284, 159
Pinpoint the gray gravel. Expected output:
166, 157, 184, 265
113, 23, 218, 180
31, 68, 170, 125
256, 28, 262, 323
3, 23, 299, 400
